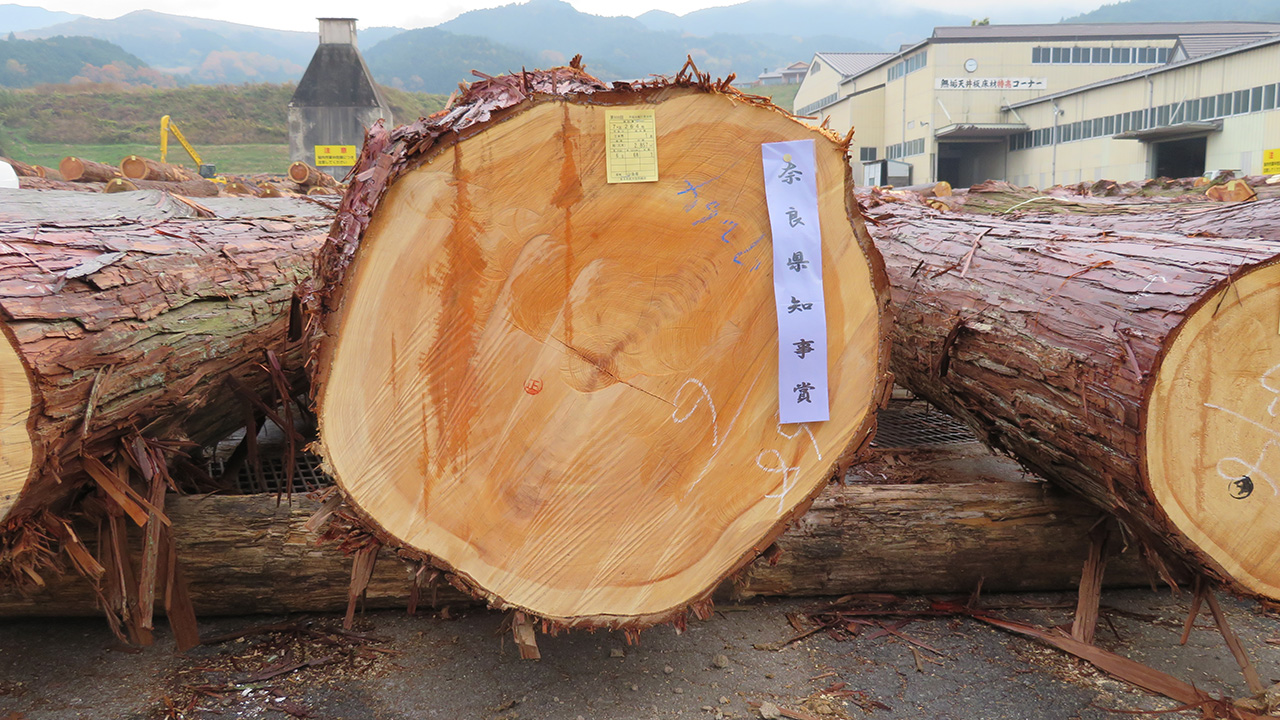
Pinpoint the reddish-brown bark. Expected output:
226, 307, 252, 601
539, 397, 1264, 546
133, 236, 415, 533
0, 197, 328, 531
872, 201, 1280, 596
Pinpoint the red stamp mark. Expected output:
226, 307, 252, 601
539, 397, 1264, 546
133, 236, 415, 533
524, 378, 543, 395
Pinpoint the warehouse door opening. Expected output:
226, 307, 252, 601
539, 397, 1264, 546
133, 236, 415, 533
936, 141, 1005, 187
1153, 137, 1206, 179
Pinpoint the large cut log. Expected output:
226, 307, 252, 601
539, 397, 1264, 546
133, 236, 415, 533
0, 191, 328, 538
0, 478, 1150, 617
874, 201, 1280, 600
119, 155, 201, 183
59, 157, 122, 183
306, 63, 892, 628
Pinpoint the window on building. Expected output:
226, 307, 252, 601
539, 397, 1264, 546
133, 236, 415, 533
1157, 105, 1170, 126
860, 147, 877, 162
1051, 47, 1064, 63
1202, 96, 1216, 118
1218, 92, 1232, 116
1186, 99, 1200, 121
1265, 84, 1277, 111
1234, 89, 1250, 115
1251, 87, 1264, 113
1115, 47, 1131, 63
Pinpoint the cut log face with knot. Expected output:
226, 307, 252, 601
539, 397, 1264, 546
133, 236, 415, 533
310, 67, 892, 628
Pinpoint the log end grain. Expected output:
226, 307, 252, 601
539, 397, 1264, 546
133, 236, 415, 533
314, 83, 891, 627
1145, 259, 1280, 598
59, 156, 87, 182
119, 155, 149, 180
0, 329, 33, 521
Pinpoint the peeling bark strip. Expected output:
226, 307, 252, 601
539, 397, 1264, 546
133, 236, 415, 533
305, 61, 893, 630
0, 197, 328, 544
873, 201, 1280, 601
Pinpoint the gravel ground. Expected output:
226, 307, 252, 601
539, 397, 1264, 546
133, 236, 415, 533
1, 589, 1277, 720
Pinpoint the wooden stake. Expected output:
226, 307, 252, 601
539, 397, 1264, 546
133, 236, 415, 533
1179, 576, 1205, 646
1204, 589, 1264, 695
343, 543, 379, 630
1071, 523, 1109, 645
512, 611, 540, 660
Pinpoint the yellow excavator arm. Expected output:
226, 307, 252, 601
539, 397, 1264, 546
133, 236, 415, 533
160, 115, 216, 177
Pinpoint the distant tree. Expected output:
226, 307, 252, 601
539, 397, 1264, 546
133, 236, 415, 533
971, 18, 991, 26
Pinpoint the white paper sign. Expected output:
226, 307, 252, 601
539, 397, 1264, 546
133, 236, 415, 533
762, 140, 828, 424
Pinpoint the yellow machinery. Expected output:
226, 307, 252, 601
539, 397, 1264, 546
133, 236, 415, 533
160, 115, 217, 178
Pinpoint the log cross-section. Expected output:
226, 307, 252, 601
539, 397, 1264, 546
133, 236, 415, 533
873, 201, 1280, 601
307, 65, 892, 628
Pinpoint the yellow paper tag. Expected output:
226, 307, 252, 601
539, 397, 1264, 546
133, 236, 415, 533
314, 145, 358, 167
605, 108, 659, 184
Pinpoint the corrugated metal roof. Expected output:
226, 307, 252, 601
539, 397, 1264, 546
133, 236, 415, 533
815, 52, 895, 78
1176, 32, 1277, 59
1008, 33, 1280, 109
931, 22, 1280, 42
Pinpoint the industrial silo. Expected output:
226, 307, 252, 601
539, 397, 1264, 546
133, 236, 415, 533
288, 18, 393, 179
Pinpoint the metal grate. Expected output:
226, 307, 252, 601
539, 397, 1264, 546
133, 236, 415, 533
210, 451, 334, 495
871, 404, 979, 448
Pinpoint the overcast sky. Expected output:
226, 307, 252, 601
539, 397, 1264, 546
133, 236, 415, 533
30, 0, 1113, 32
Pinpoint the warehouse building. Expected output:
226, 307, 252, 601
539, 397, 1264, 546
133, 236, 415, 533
795, 22, 1280, 186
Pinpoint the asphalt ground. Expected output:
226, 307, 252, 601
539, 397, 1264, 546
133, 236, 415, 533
1, 588, 1277, 720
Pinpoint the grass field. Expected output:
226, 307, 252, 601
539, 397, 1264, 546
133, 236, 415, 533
745, 83, 800, 113
9, 142, 291, 176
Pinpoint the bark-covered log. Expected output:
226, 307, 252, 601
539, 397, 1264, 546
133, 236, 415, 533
2, 157, 40, 178
0, 192, 329, 534
306, 63, 892, 629
0, 478, 1151, 618
119, 156, 201, 183
59, 157, 122, 183
104, 177, 220, 197
1003, 197, 1280, 244
874, 201, 1280, 601
288, 162, 339, 190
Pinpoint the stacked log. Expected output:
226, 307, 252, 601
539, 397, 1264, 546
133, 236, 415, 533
0, 197, 328, 542
288, 162, 341, 191
304, 62, 892, 629
119, 155, 201, 183
0, 450, 1151, 618
2, 157, 40, 177
872, 200, 1280, 601
104, 177, 219, 197
59, 157, 122, 183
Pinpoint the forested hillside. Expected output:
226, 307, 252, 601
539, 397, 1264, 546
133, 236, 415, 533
1066, 0, 1280, 22
364, 27, 537, 93
0, 35, 162, 88
0, 83, 446, 147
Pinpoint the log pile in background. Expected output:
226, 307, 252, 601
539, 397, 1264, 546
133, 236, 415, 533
0, 190, 329, 584
104, 177, 220, 197
119, 155, 202, 183
305, 61, 892, 630
59, 156, 122, 183
868, 197, 1280, 602
288, 162, 342, 194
